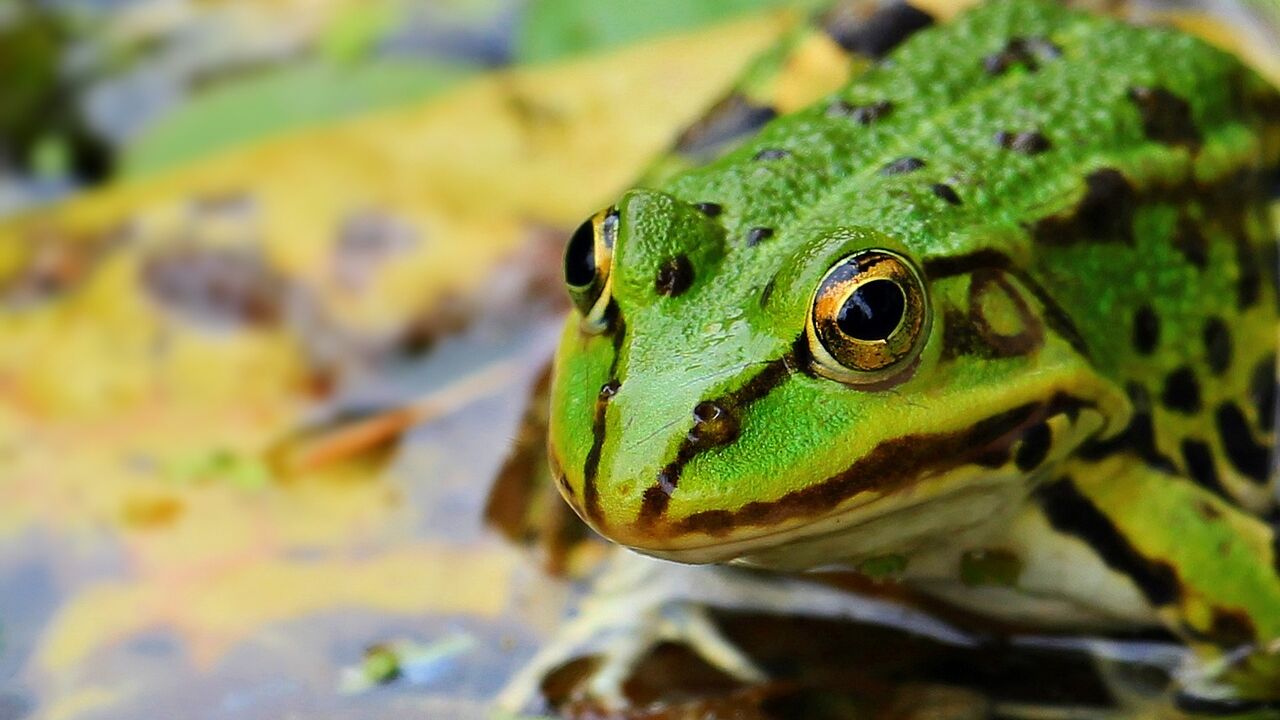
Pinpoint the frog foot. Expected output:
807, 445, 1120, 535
495, 598, 766, 713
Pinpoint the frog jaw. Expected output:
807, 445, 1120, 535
629, 401, 1112, 572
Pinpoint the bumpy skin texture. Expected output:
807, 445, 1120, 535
549, 0, 1280, 695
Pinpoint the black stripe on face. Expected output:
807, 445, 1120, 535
669, 395, 1090, 537
923, 250, 1092, 361
638, 352, 798, 525
923, 249, 1012, 279
821, 2, 933, 59
1035, 477, 1181, 607
581, 319, 628, 525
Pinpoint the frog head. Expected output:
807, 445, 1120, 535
548, 188, 1128, 571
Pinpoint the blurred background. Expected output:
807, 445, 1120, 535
0, 1, 1277, 719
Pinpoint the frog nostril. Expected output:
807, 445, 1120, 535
687, 401, 740, 448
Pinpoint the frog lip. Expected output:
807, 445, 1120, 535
602, 392, 1098, 560
628, 477, 1022, 567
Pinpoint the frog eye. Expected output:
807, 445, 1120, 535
564, 206, 618, 331
807, 249, 930, 385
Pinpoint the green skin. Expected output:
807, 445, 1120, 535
549, 0, 1280, 700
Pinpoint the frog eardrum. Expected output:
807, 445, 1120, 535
564, 206, 619, 331
807, 249, 929, 385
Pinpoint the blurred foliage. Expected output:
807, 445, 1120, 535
0, 15, 803, 715
0, 3, 112, 180
515, 0, 827, 62
122, 60, 475, 177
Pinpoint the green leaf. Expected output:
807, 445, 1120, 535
122, 60, 474, 177
515, 0, 825, 63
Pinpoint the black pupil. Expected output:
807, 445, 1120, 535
565, 219, 596, 287
838, 279, 906, 341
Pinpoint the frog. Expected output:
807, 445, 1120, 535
502, 0, 1280, 713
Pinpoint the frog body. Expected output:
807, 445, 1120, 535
546, 0, 1280, 701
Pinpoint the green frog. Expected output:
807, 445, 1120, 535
519, 0, 1280, 712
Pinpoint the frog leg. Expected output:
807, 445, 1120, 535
998, 455, 1280, 703
494, 552, 767, 713
495, 547, 981, 713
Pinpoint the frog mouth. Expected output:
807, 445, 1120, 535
611, 392, 1099, 563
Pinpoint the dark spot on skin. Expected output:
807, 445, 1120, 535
1033, 168, 1137, 246
746, 227, 774, 246
1180, 438, 1233, 502
880, 157, 926, 175
1249, 354, 1276, 433
1203, 317, 1232, 375
983, 36, 1061, 76
1172, 214, 1208, 269
959, 548, 1023, 587
1207, 608, 1256, 647
821, 1, 933, 58
1014, 422, 1051, 471
695, 202, 723, 217
753, 148, 790, 161
1132, 306, 1160, 355
674, 94, 777, 159
687, 401, 740, 449
994, 130, 1051, 155
1160, 367, 1202, 414
827, 99, 895, 125
931, 183, 962, 205
654, 255, 694, 297
1215, 402, 1271, 485
1195, 499, 1221, 520
1035, 477, 1181, 606
1079, 383, 1178, 473
1128, 86, 1201, 149
759, 276, 777, 308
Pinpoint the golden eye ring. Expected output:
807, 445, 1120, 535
564, 206, 618, 331
806, 249, 930, 385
